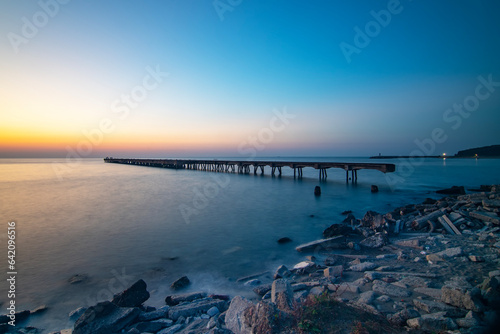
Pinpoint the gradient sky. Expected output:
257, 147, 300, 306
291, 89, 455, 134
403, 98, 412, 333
1, 0, 499, 158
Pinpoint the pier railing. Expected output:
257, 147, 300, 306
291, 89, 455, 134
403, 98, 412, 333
104, 158, 395, 181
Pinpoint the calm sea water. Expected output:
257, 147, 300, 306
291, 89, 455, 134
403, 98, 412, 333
1, 157, 499, 331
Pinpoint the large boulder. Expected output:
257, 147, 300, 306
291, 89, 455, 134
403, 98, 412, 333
111, 279, 150, 307
359, 232, 388, 248
225, 296, 254, 334
73, 301, 140, 334
322, 224, 353, 238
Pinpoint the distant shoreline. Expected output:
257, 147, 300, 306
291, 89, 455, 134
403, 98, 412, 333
370, 155, 500, 159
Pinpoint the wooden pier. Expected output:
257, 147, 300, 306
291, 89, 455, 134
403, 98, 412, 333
104, 158, 395, 182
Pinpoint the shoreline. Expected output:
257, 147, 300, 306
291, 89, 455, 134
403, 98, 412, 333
2, 185, 500, 333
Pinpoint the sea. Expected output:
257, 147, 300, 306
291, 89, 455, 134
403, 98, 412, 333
1, 157, 499, 332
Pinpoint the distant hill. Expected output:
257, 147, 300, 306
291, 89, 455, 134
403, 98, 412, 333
455, 145, 500, 158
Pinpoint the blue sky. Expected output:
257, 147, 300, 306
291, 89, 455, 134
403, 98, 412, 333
1, 0, 499, 157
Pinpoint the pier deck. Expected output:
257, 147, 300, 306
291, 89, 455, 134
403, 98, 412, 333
104, 158, 395, 181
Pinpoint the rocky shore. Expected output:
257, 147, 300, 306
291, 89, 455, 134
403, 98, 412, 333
2, 185, 500, 334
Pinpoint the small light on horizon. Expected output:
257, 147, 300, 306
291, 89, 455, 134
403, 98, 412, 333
442, 153, 446, 156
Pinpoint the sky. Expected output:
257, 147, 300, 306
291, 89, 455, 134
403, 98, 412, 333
1, 0, 499, 158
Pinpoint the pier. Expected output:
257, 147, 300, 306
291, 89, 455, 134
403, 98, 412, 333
104, 158, 395, 182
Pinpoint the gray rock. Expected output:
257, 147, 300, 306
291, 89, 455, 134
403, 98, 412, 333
207, 306, 220, 317
168, 297, 226, 321
111, 279, 150, 308
73, 301, 140, 334
436, 247, 463, 258
324, 265, 343, 278
165, 291, 207, 306
441, 284, 485, 312
359, 233, 387, 248
364, 272, 382, 281
252, 284, 272, 297
309, 286, 325, 296
387, 308, 420, 326
377, 295, 391, 302
349, 262, 377, 272
455, 311, 481, 328
157, 323, 183, 334
273, 265, 291, 279
137, 308, 169, 322
414, 287, 442, 299
271, 279, 294, 311
243, 279, 261, 286
225, 296, 254, 334
69, 307, 87, 321
372, 280, 411, 297
407, 312, 458, 331
489, 270, 500, 278
358, 291, 376, 305
170, 276, 190, 291
413, 299, 466, 318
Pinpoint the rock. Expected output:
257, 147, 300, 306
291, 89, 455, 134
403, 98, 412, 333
414, 287, 442, 299
347, 241, 361, 250
68, 274, 89, 284
243, 279, 261, 287
423, 198, 437, 205
73, 301, 140, 334
324, 265, 343, 278
225, 296, 254, 334
359, 232, 387, 248
394, 238, 424, 249
436, 247, 463, 258
111, 279, 150, 308
168, 297, 227, 321
170, 276, 190, 291
349, 262, 377, 272
387, 308, 420, 326
273, 265, 291, 279
469, 255, 485, 262
489, 270, 500, 278
362, 210, 384, 229
364, 272, 382, 281
132, 319, 171, 333
358, 291, 376, 305
407, 312, 458, 330
295, 236, 346, 252
277, 237, 292, 244
377, 295, 391, 302
436, 186, 466, 195
253, 284, 272, 297
455, 310, 482, 328
342, 213, 356, 223
271, 279, 294, 311
469, 211, 500, 225
292, 261, 316, 273
244, 301, 294, 334
426, 254, 444, 263
413, 299, 466, 318
372, 280, 411, 297
441, 283, 485, 312
309, 286, 325, 296
207, 306, 220, 317
165, 292, 207, 306
322, 224, 353, 238
137, 308, 169, 322
314, 186, 321, 196
157, 324, 183, 334
69, 307, 87, 321
371, 185, 379, 193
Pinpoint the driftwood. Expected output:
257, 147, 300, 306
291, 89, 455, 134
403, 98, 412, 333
411, 209, 446, 230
